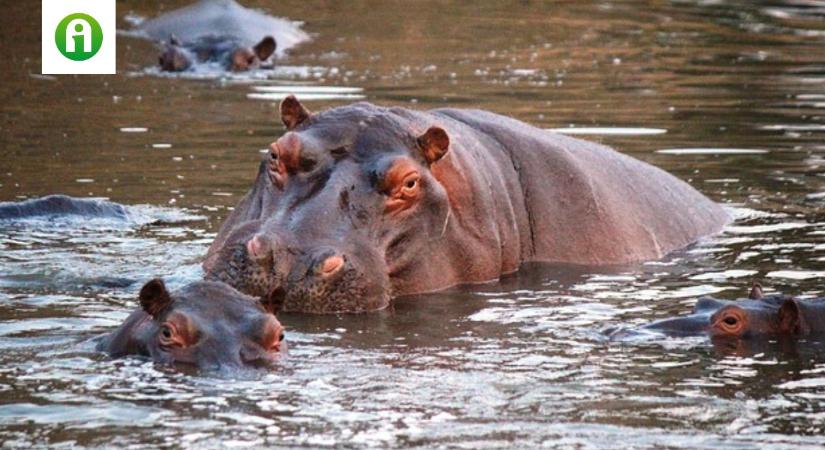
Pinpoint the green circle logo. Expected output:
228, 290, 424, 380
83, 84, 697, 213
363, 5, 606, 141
54, 13, 103, 61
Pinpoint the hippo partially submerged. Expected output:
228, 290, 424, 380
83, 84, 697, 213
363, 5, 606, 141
158, 34, 277, 72
135, 0, 309, 72
0, 195, 129, 221
609, 284, 825, 341
97, 279, 285, 369
204, 97, 729, 313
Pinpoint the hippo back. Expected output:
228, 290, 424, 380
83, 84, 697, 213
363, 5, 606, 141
433, 108, 729, 265
0, 195, 130, 221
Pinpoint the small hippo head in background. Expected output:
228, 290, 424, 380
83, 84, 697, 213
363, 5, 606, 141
158, 34, 277, 72
97, 279, 285, 370
229, 36, 277, 71
609, 283, 825, 341
158, 35, 193, 72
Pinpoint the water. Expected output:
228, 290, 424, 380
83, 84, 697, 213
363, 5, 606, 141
2, 0, 825, 448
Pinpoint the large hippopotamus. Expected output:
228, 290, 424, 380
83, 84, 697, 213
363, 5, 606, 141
96, 279, 285, 369
135, 0, 309, 72
204, 97, 729, 313
609, 284, 825, 341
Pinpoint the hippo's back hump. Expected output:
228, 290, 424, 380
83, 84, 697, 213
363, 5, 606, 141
431, 108, 729, 264
0, 195, 130, 221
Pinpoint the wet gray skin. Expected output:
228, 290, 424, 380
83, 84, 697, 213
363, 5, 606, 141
96, 279, 285, 370
609, 286, 825, 341
204, 96, 727, 314
0, 195, 130, 221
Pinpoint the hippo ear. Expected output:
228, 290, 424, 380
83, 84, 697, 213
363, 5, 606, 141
254, 36, 277, 61
749, 282, 763, 300
280, 95, 311, 130
139, 278, 173, 317
417, 127, 450, 165
778, 298, 807, 335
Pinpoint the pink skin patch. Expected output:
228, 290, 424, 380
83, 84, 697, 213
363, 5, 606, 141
246, 235, 267, 261
320, 255, 344, 276
269, 132, 302, 189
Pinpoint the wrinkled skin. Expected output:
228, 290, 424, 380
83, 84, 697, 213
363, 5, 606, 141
158, 34, 276, 72
96, 279, 285, 370
205, 96, 729, 313
0, 195, 129, 221
609, 285, 825, 341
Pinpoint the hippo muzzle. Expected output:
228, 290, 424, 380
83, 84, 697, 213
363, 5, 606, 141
206, 230, 391, 314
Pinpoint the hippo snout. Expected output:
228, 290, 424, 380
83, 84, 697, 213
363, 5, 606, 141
214, 235, 391, 314
240, 315, 286, 365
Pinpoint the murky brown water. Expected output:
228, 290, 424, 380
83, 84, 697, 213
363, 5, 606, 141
1, 0, 825, 448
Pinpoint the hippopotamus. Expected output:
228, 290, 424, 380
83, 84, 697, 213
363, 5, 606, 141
157, 34, 277, 72
609, 284, 825, 341
96, 279, 285, 369
0, 195, 130, 221
135, 0, 309, 72
204, 97, 729, 313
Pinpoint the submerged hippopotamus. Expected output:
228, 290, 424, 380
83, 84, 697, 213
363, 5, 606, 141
0, 195, 129, 221
204, 97, 729, 313
609, 284, 825, 341
135, 0, 309, 72
157, 34, 277, 72
96, 279, 285, 369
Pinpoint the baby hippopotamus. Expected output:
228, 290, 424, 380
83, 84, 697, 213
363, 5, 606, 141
609, 284, 825, 341
158, 34, 277, 72
96, 279, 284, 370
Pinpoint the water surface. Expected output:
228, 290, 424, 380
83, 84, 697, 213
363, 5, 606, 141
1, 1, 824, 448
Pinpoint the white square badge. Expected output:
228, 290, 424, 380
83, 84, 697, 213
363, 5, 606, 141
42, 0, 116, 74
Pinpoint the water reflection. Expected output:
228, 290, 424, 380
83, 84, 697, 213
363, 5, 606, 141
1, 0, 825, 448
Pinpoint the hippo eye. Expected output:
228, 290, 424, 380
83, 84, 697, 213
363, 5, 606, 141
159, 324, 177, 346
713, 308, 746, 337
400, 174, 420, 196
158, 323, 184, 348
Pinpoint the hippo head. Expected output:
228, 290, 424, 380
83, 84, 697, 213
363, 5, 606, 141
158, 35, 277, 72
158, 35, 192, 72
99, 279, 285, 370
229, 36, 277, 71
205, 96, 456, 313
612, 284, 825, 341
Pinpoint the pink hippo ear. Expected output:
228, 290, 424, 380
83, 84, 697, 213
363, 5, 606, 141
254, 36, 277, 61
416, 126, 450, 165
778, 298, 808, 335
139, 278, 173, 317
280, 95, 311, 130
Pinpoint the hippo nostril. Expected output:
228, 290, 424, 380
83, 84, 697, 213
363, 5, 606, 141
279, 331, 285, 342
319, 255, 344, 277
246, 235, 270, 262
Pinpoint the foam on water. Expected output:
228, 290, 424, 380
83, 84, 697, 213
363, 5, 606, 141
548, 127, 667, 136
